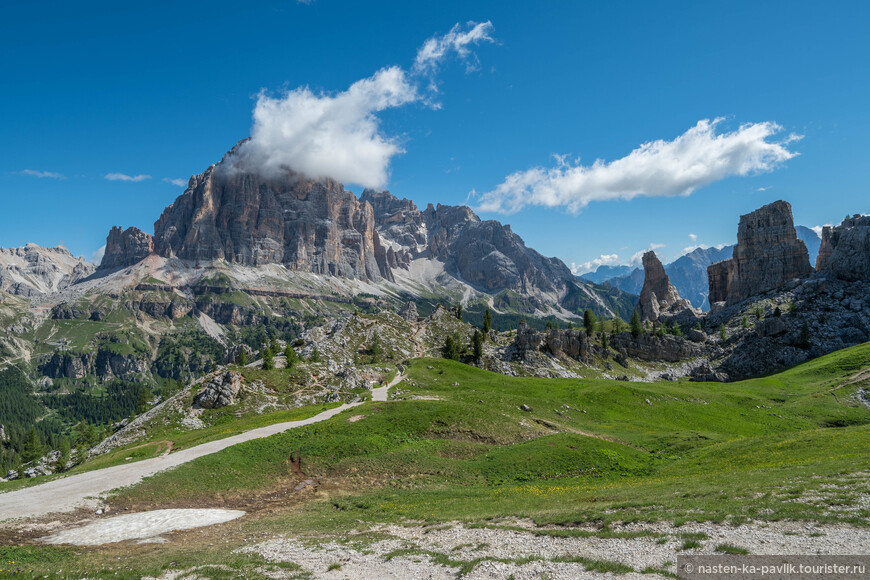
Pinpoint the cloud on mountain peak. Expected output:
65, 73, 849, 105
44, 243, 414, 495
234, 21, 494, 189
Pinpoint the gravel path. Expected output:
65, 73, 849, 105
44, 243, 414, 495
0, 402, 363, 521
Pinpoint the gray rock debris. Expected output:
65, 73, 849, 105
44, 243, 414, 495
193, 370, 243, 409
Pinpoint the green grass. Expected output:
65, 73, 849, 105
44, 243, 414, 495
13, 342, 870, 576
110, 343, 870, 523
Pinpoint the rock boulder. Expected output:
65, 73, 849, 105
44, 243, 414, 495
193, 370, 243, 409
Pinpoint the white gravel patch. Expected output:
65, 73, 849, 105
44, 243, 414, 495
240, 519, 870, 579
40, 509, 245, 546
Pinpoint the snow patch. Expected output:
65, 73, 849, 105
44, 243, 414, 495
40, 509, 245, 546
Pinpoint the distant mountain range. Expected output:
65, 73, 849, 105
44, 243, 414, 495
579, 226, 822, 311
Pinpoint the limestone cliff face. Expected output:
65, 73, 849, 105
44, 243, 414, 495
422, 203, 572, 294
0, 244, 95, 296
816, 214, 870, 281
707, 260, 732, 305
707, 201, 812, 306
635, 251, 695, 321
148, 146, 391, 282
99, 226, 154, 270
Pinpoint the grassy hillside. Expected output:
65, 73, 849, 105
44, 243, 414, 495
6, 343, 869, 577
111, 343, 870, 523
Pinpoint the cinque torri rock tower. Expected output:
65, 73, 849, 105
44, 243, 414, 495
635, 251, 695, 322
816, 214, 870, 281
707, 200, 812, 306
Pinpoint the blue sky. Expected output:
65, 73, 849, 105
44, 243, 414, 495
2, 1, 868, 271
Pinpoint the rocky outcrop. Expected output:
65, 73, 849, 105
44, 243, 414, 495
707, 260, 732, 306
150, 144, 391, 282
508, 320, 544, 361
40, 348, 150, 382
0, 244, 94, 296
398, 301, 418, 322
40, 352, 92, 379
99, 226, 154, 269
707, 201, 812, 306
508, 320, 591, 363
360, 189, 427, 255
636, 251, 696, 321
193, 370, 242, 409
611, 333, 705, 363
816, 214, 870, 281
542, 328, 591, 362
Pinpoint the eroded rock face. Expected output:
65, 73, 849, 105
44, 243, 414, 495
398, 301, 418, 322
707, 201, 812, 306
151, 145, 391, 282
193, 370, 242, 409
816, 214, 870, 281
508, 321, 591, 363
0, 244, 95, 295
611, 333, 704, 363
99, 226, 154, 269
360, 189, 427, 255
636, 251, 696, 321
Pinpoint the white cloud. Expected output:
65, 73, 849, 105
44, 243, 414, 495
476, 119, 801, 214
688, 233, 698, 242
629, 243, 666, 265
810, 224, 831, 237
105, 173, 151, 182
234, 67, 417, 188
20, 169, 66, 179
414, 21, 495, 76
233, 21, 494, 189
681, 242, 729, 255
90, 245, 105, 265
163, 177, 188, 187
571, 254, 620, 275
756, 186, 770, 192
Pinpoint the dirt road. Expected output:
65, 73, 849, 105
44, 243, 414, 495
1, 399, 378, 521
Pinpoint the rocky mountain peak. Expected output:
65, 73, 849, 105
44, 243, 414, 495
708, 200, 812, 307
636, 251, 696, 321
95, 143, 393, 282
816, 214, 870, 280
99, 226, 154, 270
0, 244, 95, 296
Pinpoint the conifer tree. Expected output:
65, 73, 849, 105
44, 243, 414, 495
630, 311, 642, 337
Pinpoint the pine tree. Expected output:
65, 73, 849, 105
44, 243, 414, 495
754, 304, 764, 321
742, 315, 749, 329
583, 309, 596, 336
546, 320, 553, 330
442, 336, 458, 360
310, 347, 321, 363
719, 323, 727, 341
238, 348, 247, 366
472, 330, 484, 361
630, 311, 642, 337
262, 347, 274, 370
483, 307, 492, 334
773, 306, 782, 317
800, 321, 811, 349
455, 304, 463, 321
284, 344, 296, 369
